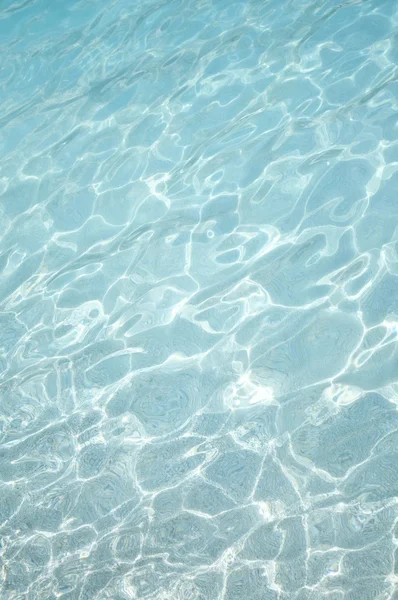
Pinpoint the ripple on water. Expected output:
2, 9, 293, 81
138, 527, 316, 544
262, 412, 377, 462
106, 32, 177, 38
1, 0, 398, 598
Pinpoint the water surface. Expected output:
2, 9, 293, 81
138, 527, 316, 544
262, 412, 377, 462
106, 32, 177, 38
1, 0, 398, 598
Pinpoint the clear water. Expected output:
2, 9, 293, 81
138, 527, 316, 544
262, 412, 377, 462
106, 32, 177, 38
1, 0, 398, 598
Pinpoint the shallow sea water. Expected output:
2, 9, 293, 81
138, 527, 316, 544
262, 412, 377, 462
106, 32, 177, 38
1, 0, 398, 598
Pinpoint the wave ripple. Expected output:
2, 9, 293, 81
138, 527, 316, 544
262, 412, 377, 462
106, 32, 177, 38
1, 0, 398, 598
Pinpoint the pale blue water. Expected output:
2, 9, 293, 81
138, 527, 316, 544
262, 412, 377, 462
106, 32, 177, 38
1, 0, 398, 598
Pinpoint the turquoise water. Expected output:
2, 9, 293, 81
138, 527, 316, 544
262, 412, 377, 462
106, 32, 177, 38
1, 0, 398, 598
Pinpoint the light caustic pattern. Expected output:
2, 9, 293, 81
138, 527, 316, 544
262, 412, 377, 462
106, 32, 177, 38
1, 0, 398, 598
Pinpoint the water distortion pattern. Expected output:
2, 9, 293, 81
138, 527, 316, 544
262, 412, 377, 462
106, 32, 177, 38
1, 0, 398, 599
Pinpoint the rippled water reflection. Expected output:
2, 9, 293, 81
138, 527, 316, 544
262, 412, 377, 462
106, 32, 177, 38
1, 0, 398, 598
